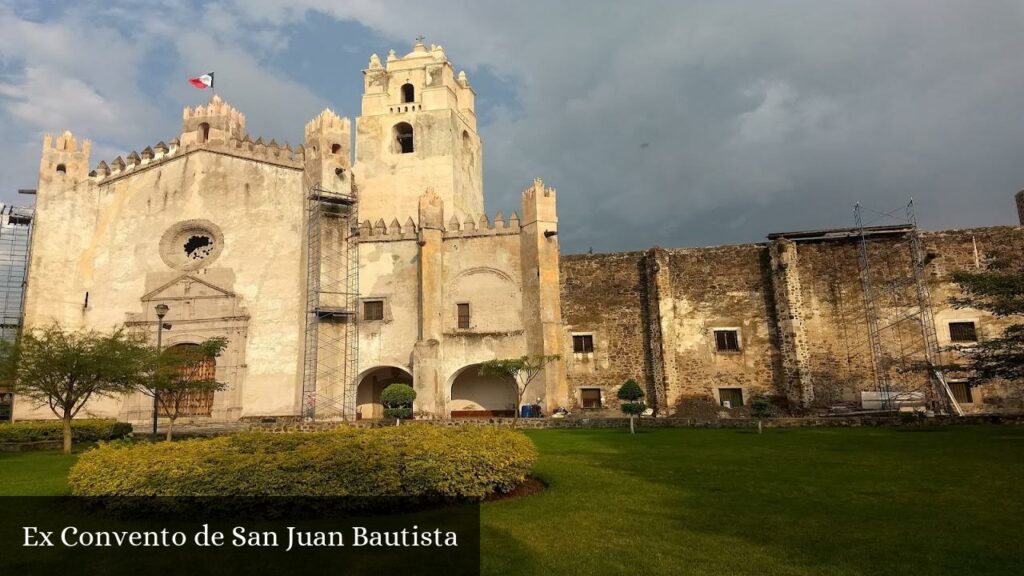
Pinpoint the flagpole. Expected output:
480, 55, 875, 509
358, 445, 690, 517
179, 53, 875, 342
211, 72, 215, 94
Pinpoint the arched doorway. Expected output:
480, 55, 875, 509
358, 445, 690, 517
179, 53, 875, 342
448, 364, 517, 418
356, 366, 413, 419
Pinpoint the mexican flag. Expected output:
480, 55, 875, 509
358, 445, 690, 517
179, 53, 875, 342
189, 73, 214, 89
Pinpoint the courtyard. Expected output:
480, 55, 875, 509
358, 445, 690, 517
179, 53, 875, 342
1, 425, 1021, 575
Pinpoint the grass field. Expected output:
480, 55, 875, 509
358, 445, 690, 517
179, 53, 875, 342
2, 426, 1022, 575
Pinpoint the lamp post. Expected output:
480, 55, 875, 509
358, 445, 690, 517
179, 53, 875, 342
152, 303, 170, 435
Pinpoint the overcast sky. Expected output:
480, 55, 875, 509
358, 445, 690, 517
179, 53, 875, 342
2, 1, 1022, 253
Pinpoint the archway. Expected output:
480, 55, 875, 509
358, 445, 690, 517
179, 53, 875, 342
448, 364, 517, 418
394, 122, 414, 154
356, 366, 413, 419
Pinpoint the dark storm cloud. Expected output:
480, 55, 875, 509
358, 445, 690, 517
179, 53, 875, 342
3, 1, 1023, 253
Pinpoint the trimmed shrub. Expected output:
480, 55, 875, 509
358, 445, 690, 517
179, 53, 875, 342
68, 425, 537, 501
0, 419, 132, 444
617, 380, 646, 434
381, 383, 416, 419
617, 380, 646, 415
749, 396, 773, 418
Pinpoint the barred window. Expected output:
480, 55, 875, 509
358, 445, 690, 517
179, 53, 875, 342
719, 388, 744, 408
949, 322, 977, 343
581, 388, 602, 409
363, 300, 384, 321
573, 334, 594, 354
457, 303, 471, 329
948, 381, 973, 404
714, 330, 740, 352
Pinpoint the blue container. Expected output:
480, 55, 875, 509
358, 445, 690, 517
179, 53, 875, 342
520, 405, 532, 418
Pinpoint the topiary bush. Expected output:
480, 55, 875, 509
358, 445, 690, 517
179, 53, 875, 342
617, 380, 646, 433
381, 383, 416, 420
0, 419, 132, 444
68, 425, 537, 503
749, 395, 773, 419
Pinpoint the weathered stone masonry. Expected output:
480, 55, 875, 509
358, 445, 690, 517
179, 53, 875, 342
768, 239, 814, 407
560, 226, 1024, 414
14, 37, 1024, 423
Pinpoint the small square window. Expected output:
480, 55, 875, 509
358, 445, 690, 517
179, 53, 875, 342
581, 388, 602, 409
714, 330, 740, 352
457, 303, 471, 329
948, 381, 973, 404
719, 388, 744, 408
949, 322, 977, 343
573, 334, 594, 354
363, 300, 384, 321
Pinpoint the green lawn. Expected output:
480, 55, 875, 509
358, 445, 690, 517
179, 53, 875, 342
0, 448, 80, 496
2, 426, 1023, 575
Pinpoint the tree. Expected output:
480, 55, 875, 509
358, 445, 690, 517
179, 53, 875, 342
479, 354, 561, 425
12, 325, 151, 454
139, 338, 228, 441
749, 395, 772, 434
948, 259, 1024, 388
381, 383, 416, 424
617, 380, 645, 434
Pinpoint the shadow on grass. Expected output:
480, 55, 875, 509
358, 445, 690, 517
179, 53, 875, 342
512, 425, 1024, 576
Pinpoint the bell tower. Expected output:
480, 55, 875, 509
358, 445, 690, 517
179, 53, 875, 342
354, 39, 483, 224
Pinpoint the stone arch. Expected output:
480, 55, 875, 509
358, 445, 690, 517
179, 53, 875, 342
356, 365, 413, 419
401, 83, 415, 103
447, 363, 517, 418
447, 268, 521, 333
394, 122, 414, 154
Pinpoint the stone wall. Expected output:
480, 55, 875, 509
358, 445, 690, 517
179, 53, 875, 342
666, 244, 778, 412
20, 138, 306, 422
559, 225, 1024, 416
559, 251, 646, 414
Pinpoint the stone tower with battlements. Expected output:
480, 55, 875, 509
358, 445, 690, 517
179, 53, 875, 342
354, 40, 483, 225
16, 39, 567, 424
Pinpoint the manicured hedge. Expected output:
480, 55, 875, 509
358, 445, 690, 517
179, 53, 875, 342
68, 425, 537, 500
0, 419, 132, 444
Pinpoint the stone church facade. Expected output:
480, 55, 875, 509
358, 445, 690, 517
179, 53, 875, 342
15, 41, 1024, 424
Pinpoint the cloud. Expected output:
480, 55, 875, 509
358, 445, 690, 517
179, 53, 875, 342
0, 1, 326, 199
3, 1, 1023, 254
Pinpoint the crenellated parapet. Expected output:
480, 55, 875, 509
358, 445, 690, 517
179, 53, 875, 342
90, 94, 309, 183
305, 108, 350, 137
181, 94, 246, 146
521, 177, 557, 227
443, 209, 521, 239
39, 130, 92, 188
356, 217, 418, 242
356, 208, 525, 243
90, 134, 305, 184
304, 108, 352, 193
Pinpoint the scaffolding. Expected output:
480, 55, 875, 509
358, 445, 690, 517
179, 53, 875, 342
0, 205, 33, 342
854, 200, 962, 415
301, 185, 359, 421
